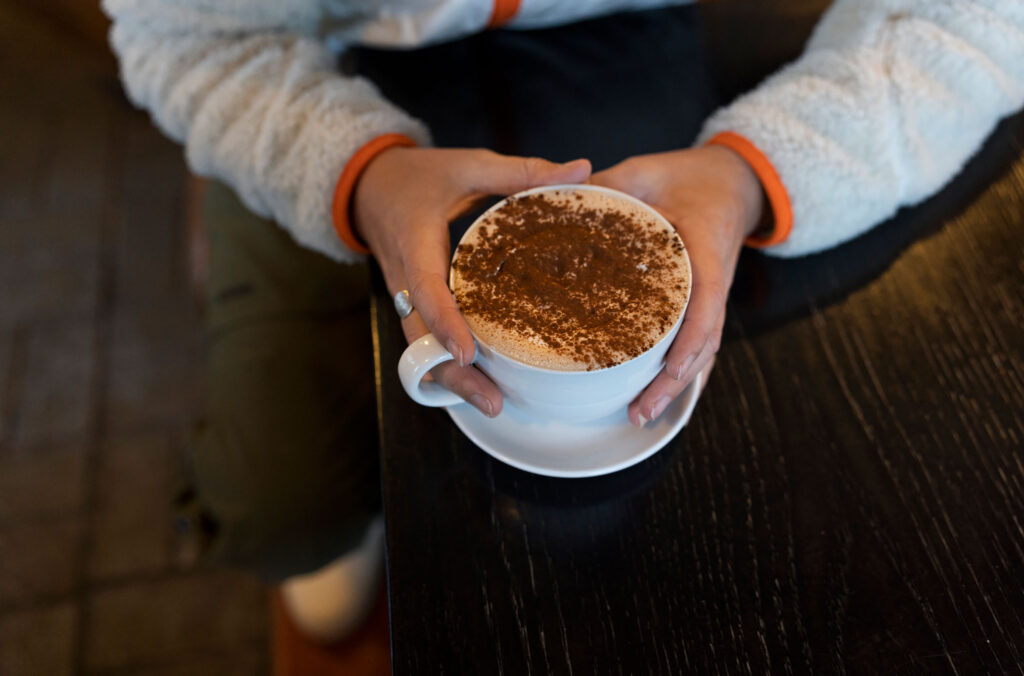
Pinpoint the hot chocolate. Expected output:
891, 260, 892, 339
451, 187, 690, 371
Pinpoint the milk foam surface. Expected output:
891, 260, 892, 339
451, 188, 690, 371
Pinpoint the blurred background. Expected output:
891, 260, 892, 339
0, 2, 387, 673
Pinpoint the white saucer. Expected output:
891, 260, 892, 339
445, 371, 703, 478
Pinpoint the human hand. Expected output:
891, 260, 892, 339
353, 147, 592, 417
590, 145, 764, 426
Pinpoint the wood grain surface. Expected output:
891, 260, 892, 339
360, 3, 1024, 673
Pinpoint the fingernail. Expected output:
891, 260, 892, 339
470, 394, 494, 417
673, 354, 695, 380
446, 339, 465, 367
650, 396, 672, 420
635, 413, 648, 428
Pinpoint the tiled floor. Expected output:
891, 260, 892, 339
0, 4, 271, 673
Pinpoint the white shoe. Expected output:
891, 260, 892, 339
280, 515, 385, 644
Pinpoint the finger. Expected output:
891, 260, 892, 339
398, 219, 476, 367
662, 252, 729, 383
431, 360, 504, 417
397, 285, 504, 417
590, 157, 657, 200
672, 305, 726, 387
628, 317, 721, 426
463, 152, 592, 195
698, 355, 716, 397
376, 256, 436, 347
657, 281, 725, 398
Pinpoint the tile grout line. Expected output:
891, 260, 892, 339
70, 94, 124, 676
0, 325, 29, 450
0, 565, 258, 616
81, 638, 270, 676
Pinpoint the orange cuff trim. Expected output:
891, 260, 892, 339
706, 131, 793, 248
488, 0, 521, 28
332, 133, 417, 255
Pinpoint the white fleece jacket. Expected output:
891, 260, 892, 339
103, 0, 1024, 261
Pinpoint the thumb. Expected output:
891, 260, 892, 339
466, 153, 592, 195
590, 159, 646, 197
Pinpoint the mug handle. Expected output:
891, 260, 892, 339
398, 334, 477, 407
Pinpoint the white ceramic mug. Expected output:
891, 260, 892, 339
397, 184, 691, 423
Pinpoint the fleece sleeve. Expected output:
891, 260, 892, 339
698, 0, 1024, 257
102, 0, 431, 262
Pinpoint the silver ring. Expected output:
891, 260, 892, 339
393, 289, 414, 319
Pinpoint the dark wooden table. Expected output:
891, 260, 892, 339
355, 3, 1024, 672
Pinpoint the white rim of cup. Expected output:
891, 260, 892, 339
448, 183, 692, 376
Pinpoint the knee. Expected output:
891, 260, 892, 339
186, 411, 380, 580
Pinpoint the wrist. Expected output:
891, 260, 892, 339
705, 144, 765, 239
332, 133, 417, 255
704, 131, 792, 248
351, 144, 414, 247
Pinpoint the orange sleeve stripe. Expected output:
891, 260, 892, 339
332, 133, 417, 255
488, 0, 521, 27
705, 131, 793, 248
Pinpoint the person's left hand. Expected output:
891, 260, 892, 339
590, 145, 765, 426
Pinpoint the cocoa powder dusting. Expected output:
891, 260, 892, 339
452, 191, 690, 371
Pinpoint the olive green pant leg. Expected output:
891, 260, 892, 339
184, 182, 380, 582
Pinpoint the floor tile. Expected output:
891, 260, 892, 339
84, 572, 267, 671
0, 247, 100, 329
0, 517, 84, 606
105, 310, 203, 433
0, 443, 87, 520
0, 603, 77, 675
102, 647, 268, 676
0, 6, 278, 676
12, 321, 97, 446
89, 435, 178, 580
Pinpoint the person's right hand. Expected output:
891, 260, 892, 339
353, 147, 592, 417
